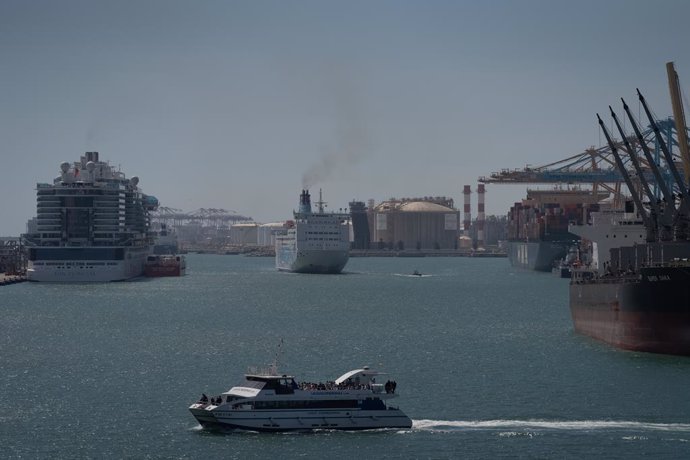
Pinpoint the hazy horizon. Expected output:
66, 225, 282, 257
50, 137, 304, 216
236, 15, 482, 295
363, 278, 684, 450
2, 0, 690, 235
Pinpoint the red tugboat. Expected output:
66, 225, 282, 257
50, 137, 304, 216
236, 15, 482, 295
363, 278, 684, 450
144, 254, 186, 277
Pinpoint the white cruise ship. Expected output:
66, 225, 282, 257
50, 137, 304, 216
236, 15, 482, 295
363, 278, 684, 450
275, 190, 350, 273
189, 366, 412, 432
24, 152, 158, 282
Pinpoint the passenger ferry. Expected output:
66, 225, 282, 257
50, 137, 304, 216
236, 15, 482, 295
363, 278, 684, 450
24, 152, 158, 282
275, 189, 350, 273
189, 366, 412, 432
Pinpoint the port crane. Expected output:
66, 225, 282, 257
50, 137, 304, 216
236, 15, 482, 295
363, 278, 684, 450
480, 61, 690, 221
479, 62, 690, 211
152, 207, 252, 228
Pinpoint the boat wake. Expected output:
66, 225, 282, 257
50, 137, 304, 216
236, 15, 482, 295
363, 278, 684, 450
394, 274, 432, 278
412, 419, 690, 433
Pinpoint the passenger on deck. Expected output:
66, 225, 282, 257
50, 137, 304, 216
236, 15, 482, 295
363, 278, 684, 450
200, 393, 208, 403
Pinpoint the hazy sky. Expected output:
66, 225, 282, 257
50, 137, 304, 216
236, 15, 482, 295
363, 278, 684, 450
2, 0, 690, 235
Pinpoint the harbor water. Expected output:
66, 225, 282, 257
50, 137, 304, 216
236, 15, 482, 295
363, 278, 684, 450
2, 254, 690, 458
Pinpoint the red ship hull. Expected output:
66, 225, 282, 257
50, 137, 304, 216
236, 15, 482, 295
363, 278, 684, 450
570, 266, 690, 355
144, 255, 186, 277
144, 265, 184, 277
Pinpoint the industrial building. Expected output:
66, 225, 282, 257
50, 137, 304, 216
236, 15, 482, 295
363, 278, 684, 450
230, 223, 259, 245
363, 197, 460, 250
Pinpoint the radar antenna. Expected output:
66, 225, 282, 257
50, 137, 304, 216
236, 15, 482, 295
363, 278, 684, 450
315, 189, 327, 213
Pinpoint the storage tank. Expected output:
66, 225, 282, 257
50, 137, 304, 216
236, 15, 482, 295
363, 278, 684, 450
368, 197, 460, 250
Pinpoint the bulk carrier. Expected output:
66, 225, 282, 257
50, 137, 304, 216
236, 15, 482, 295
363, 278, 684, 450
569, 69, 690, 356
275, 190, 350, 274
24, 152, 158, 282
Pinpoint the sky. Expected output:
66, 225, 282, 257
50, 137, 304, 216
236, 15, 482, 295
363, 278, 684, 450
2, 0, 690, 235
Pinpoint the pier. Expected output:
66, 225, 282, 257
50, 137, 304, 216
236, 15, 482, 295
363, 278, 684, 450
350, 249, 506, 258
0, 273, 27, 286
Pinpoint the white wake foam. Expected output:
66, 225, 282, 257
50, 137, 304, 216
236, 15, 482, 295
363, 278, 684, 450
413, 419, 690, 433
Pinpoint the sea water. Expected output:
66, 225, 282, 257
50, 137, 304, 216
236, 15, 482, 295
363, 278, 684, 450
1, 254, 689, 458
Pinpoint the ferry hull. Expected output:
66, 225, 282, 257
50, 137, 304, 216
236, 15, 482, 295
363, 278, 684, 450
569, 267, 690, 355
507, 240, 570, 272
190, 406, 412, 432
276, 249, 349, 274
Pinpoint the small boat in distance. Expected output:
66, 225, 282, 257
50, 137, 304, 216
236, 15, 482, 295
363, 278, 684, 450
412, 270, 422, 276
189, 366, 412, 432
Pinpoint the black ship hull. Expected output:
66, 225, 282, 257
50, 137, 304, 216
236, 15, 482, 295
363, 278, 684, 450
570, 266, 690, 355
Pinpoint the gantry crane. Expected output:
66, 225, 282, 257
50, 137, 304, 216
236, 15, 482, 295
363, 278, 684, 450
481, 62, 690, 220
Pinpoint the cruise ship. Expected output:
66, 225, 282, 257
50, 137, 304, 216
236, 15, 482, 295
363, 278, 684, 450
189, 366, 412, 432
275, 190, 350, 273
24, 151, 158, 282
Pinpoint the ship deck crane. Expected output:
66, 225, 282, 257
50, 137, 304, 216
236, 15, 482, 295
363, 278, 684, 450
667, 61, 690, 183
597, 113, 654, 240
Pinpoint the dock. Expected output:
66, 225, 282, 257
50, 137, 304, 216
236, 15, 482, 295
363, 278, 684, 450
0, 273, 27, 286
350, 249, 506, 258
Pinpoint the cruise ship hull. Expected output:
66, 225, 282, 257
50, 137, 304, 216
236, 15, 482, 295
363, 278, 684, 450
507, 240, 570, 272
276, 249, 349, 274
27, 248, 149, 282
569, 266, 690, 355
190, 405, 412, 432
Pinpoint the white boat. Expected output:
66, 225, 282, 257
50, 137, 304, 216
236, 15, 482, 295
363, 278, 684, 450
24, 152, 158, 282
189, 366, 412, 432
275, 189, 350, 273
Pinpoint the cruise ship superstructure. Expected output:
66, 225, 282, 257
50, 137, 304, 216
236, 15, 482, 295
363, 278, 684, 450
275, 190, 350, 274
24, 151, 158, 282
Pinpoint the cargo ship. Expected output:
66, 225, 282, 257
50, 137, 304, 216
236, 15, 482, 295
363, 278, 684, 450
571, 250, 690, 355
24, 151, 158, 282
275, 190, 350, 273
569, 78, 690, 355
507, 188, 607, 271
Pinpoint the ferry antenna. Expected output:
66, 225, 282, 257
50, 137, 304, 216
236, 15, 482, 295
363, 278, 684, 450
270, 338, 285, 375
316, 188, 327, 213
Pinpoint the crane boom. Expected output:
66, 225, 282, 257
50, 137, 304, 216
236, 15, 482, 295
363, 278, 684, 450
597, 113, 653, 236
667, 61, 690, 183
621, 98, 675, 209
